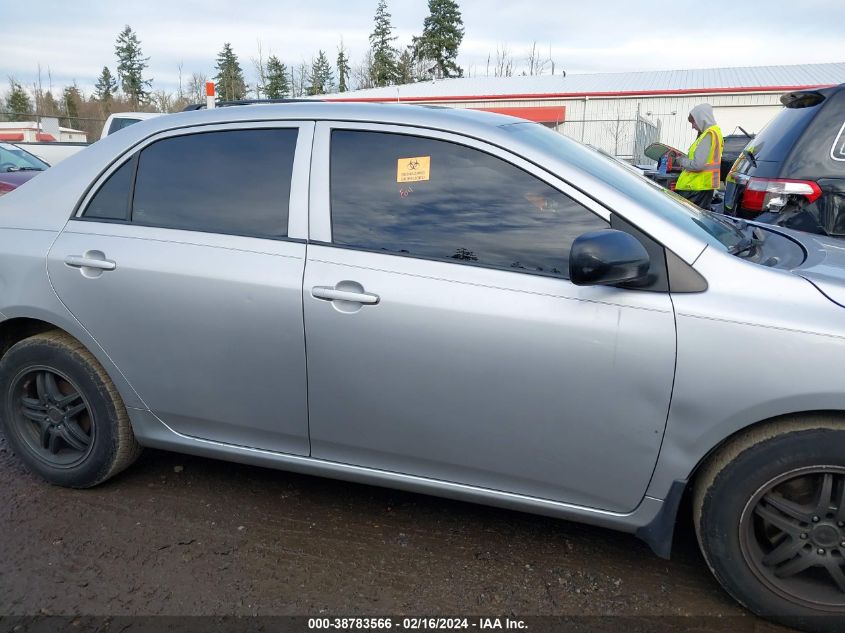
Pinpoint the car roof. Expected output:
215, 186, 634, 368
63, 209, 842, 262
129, 102, 524, 140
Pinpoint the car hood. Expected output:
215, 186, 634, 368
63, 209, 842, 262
0, 170, 43, 188
788, 229, 845, 307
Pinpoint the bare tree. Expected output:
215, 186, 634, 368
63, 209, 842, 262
291, 61, 309, 97
523, 41, 554, 76
187, 72, 207, 104
352, 48, 376, 90
495, 44, 514, 77
150, 89, 175, 113
176, 62, 185, 102
252, 39, 268, 99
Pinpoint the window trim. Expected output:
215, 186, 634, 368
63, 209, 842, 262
313, 122, 611, 280
831, 120, 845, 162
75, 121, 314, 243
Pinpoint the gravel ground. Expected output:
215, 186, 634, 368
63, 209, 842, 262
0, 433, 794, 631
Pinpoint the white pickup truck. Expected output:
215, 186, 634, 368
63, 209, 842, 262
16, 112, 162, 166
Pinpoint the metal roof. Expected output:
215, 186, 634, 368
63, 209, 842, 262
323, 62, 845, 101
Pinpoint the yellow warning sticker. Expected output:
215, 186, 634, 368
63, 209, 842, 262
397, 156, 431, 183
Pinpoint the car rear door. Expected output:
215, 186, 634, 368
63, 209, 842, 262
47, 122, 314, 455
302, 122, 677, 513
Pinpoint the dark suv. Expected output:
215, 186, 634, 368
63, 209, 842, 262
724, 84, 845, 236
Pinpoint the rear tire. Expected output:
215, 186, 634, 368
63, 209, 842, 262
0, 331, 141, 487
694, 417, 845, 633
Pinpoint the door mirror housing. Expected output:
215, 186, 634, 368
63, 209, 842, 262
569, 229, 650, 286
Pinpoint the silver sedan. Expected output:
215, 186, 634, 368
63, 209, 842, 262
1, 103, 844, 632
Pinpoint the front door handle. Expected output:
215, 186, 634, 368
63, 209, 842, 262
312, 285, 379, 305
65, 255, 116, 271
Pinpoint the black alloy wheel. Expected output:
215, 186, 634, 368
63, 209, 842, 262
10, 366, 94, 466
740, 467, 845, 611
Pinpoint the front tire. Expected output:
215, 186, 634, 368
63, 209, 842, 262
694, 417, 845, 633
0, 331, 141, 487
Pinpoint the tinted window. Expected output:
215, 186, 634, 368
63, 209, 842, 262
330, 131, 608, 278
107, 118, 142, 135
749, 103, 822, 163
83, 158, 134, 220
504, 123, 748, 252
132, 129, 297, 238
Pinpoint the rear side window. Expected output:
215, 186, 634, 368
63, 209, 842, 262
750, 103, 822, 163
83, 158, 134, 220
330, 131, 608, 279
132, 128, 297, 238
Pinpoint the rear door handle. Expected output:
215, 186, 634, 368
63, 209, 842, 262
311, 286, 379, 305
65, 255, 116, 271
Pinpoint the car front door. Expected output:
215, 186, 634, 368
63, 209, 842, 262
47, 122, 313, 455
303, 123, 677, 513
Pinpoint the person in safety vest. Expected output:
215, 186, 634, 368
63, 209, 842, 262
671, 103, 723, 209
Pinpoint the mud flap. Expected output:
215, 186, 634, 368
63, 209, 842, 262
634, 480, 687, 559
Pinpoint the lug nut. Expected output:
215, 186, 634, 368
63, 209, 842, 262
800, 533, 808, 539
812, 516, 820, 523
818, 548, 826, 555
839, 521, 845, 528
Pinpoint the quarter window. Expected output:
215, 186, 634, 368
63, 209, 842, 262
330, 131, 608, 278
82, 158, 134, 221
131, 128, 297, 238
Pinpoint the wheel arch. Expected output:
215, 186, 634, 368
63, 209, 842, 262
688, 410, 845, 489
0, 313, 145, 411
638, 410, 845, 560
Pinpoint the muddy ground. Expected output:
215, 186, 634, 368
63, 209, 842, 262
0, 432, 792, 631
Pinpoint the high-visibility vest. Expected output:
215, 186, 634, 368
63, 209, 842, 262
676, 125, 723, 191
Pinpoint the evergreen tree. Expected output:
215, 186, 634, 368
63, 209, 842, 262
94, 66, 118, 103
62, 84, 83, 124
41, 91, 60, 117
265, 56, 290, 99
336, 42, 350, 93
5, 80, 32, 121
115, 25, 152, 108
396, 47, 416, 85
369, 0, 398, 87
307, 51, 334, 96
413, 0, 465, 79
214, 43, 247, 101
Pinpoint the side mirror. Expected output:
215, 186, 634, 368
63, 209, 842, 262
570, 229, 650, 286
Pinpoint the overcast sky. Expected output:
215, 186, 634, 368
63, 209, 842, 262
2, 0, 843, 96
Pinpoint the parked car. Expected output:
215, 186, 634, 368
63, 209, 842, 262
13, 141, 90, 165
2, 104, 845, 632
0, 142, 49, 195
100, 112, 162, 139
722, 130, 755, 180
724, 84, 845, 236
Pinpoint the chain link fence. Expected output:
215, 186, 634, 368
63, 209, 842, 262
555, 115, 660, 165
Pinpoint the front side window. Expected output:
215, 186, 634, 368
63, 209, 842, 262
131, 128, 298, 238
330, 131, 608, 278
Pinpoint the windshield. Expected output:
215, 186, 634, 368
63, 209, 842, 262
0, 142, 49, 172
501, 122, 746, 251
